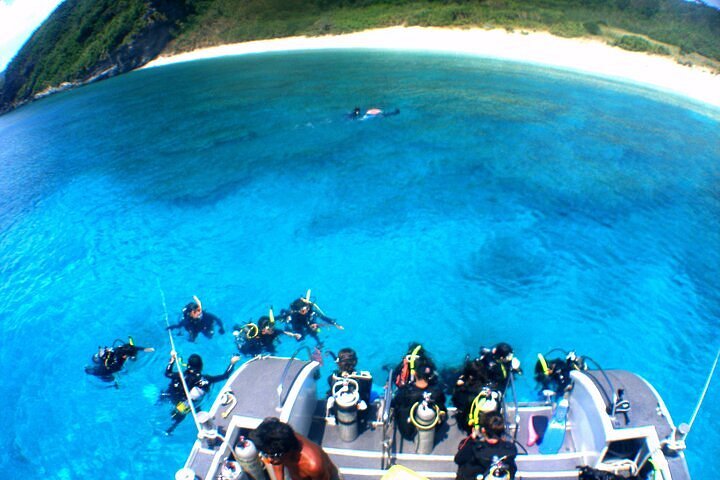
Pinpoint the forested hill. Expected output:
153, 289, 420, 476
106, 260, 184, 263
1, 0, 719, 115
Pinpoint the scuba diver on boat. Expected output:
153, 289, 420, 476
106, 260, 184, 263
392, 357, 447, 442
280, 291, 343, 347
166, 296, 225, 342
452, 356, 502, 434
393, 342, 439, 388
534, 350, 586, 396
84, 337, 155, 384
455, 413, 518, 480
477, 342, 522, 392
233, 311, 301, 356
349, 106, 400, 121
161, 352, 240, 434
250, 417, 341, 480
326, 348, 373, 432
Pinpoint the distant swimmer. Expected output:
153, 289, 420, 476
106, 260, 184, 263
349, 106, 400, 120
85, 336, 154, 384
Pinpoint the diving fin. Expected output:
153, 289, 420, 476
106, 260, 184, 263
528, 415, 549, 446
539, 396, 570, 454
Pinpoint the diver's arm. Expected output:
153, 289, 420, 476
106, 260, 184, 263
317, 312, 343, 330
204, 356, 240, 383
164, 355, 178, 379
166, 319, 186, 332
281, 329, 302, 340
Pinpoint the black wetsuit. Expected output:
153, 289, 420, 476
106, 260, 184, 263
452, 381, 486, 434
478, 349, 516, 392
85, 343, 146, 382
455, 436, 518, 480
283, 308, 339, 346
162, 359, 234, 433
167, 311, 225, 342
238, 329, 282, 356
392, 383, 447, 440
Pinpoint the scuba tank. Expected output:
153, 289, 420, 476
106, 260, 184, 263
410, 400, 440, 454
331, 377, 361, 442
482, 456, 511, 480
174, 467, 197, 480
234, 436, 268, 480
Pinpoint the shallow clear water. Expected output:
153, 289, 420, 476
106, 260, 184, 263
0, 50, 718, 479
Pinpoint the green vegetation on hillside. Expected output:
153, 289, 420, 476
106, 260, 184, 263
170, 0, 719, 63
2, 0, 719, 114
0, 0, 190, 112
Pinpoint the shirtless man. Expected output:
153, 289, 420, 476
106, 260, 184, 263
250, 417, 340, 480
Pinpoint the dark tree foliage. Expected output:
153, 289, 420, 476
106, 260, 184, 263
1, 0, 719, 114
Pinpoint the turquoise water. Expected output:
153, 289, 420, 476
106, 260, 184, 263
0, 50, 718, 479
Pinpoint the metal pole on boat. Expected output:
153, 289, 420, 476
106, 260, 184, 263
159, 283, 202, 433
685, 347, 720, 439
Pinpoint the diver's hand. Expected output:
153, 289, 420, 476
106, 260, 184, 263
144, 347, 155, 353
335, 324, 344, 330
293, 333, 302, 340
230, 355, 241, 365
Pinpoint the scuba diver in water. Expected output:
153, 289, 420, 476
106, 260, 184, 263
166, 296, 225, 342
280, 291, 343, 347
534, 350, 586, 396
349, 106, 400, 120
233, 311, 301, 356
85, 337, 154, 384
161, 352, 240, 434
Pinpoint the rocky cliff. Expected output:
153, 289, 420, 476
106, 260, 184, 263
0, 0, 192, 115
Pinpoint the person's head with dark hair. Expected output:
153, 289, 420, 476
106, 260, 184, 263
462, 358, 489, 386
183, 302, 202, 321
413, 357, 436, 385
492, 342, 513, 363
336, 348, 357, 374
482, 413, 506, 439
250, 417, 301, 463
291, 298, 312, 315
187, 354, 203, 372
258, 316, 275, 334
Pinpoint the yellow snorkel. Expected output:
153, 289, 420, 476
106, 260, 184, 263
538, 353, 551, 375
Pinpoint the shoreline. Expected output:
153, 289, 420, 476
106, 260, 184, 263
142, 26, 720, 110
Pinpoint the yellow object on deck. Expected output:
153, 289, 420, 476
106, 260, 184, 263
381, 465, 429, 480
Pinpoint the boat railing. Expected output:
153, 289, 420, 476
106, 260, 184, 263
507, 370, 520, 443
276, 346, 315, 410
583, 356, 619, 420
380, 367, 395, 470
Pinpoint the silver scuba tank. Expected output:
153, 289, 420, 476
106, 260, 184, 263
234, 437, 268, 480
411, 401, 439, 454
174, 467, 197, 480
332, 378, 360, 442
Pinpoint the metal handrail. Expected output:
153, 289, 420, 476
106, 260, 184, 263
276, 346, 314, 410
507, 371, 520, 443
380, 368, 395, 470
583, 356, 618, 419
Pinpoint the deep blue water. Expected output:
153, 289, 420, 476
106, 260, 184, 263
0, 50, 718, 479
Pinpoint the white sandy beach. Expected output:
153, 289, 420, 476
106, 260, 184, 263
143, 26, 720, 109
